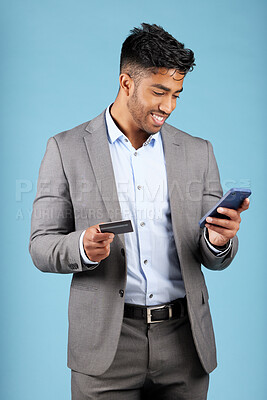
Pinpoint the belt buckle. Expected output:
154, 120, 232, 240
146, 304, 172, 324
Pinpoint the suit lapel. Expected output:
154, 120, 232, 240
161, 124, 187, 253
83, 114, 187, 252
83, 110, 125, 248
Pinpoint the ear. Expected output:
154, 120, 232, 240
119, 73, 134, 96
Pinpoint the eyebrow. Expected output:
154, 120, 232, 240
151, 84, 183, 93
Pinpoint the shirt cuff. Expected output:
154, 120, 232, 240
203, 227, 232, 257
79, 230, 99, 265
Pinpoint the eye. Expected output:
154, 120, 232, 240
153, 91, 164, 96
173, 95, 180, 99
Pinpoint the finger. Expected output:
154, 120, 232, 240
216, 207, 241, 222
87, 248, 110, 262
90, 231, 115, 243
206, 216, 237, 230
88, 238, 114, 249
237, 198, 250, 213
205, 223, 235, 238
87, 244, 110, 256
95, 245, 110, 255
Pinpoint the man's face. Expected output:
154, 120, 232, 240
127, 68, 184, 135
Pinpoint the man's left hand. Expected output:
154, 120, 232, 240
205, 198, 250, 247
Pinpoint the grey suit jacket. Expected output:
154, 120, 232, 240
29, 109, 238, 375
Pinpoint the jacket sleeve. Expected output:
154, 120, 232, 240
29, 137, 97, 273
198, 140, 239, 271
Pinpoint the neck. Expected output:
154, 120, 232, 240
110, 97, 150, 150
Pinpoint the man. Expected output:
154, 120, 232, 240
29, 23, 249, 399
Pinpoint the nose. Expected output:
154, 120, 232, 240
158, 96, 176, 115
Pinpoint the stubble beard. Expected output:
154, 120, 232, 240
127, 89, 159, 136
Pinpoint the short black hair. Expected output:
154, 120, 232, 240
120, 23, 195, 81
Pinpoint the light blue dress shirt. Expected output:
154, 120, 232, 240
80, 106, 232, 305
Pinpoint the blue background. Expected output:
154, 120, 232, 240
1, 0, 266, 398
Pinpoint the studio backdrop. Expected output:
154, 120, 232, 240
1, 0, 266, 399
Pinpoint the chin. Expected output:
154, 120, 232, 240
149, 126, 161, 134
141, 123, 158, 134
139, 120, 162, 135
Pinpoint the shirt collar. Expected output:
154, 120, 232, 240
105, 104, 123, 144
105, 104, 160, 146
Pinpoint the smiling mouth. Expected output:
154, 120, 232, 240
151, 113, 168, 125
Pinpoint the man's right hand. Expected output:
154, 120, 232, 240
83, 224, 115, 263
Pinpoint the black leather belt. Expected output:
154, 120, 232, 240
124, 297, 187, 324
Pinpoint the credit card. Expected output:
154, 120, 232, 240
99, 220, 134, 235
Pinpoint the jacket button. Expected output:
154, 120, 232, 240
121, 248, 125, 257
69, 263, 78, 270
119, 289, 124, 297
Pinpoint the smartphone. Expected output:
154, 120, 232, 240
199, 188, 251, 229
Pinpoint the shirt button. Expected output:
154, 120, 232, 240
119, 289, 124, 297
149, 294, 153, 298
134, 152, 138, 156
137, 185, 142, 190
140, 222, 145, 227
124, 138, 128, 142
144, 259, 148, 265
